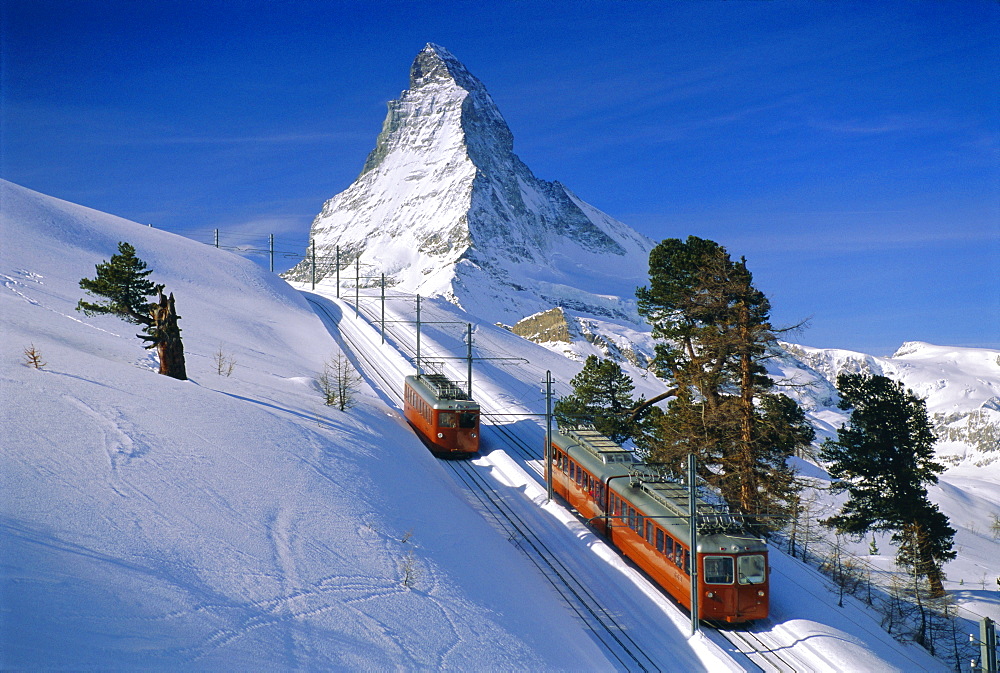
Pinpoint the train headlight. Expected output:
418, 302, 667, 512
758, 590, 765, 597
706, 592, 714, 599
437, 433, 444, 439
471, 433, 477, 438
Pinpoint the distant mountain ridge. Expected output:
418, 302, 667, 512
285, 43, 653, 326
774, 341, 1000, 465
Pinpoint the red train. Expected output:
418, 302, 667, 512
550, 425, 769, 623
403, 374, 480, 456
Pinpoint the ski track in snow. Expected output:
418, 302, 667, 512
2, 271, 122, 336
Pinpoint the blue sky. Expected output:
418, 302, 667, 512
3, 0, 997, 355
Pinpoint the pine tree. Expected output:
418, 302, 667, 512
77, 242, 187, 380
554, 355, 640, 443
636, 236, 809, 523
77, 242, 158, 323
821, 373, 955, 595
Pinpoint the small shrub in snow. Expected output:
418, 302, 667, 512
318, 351, 361, 411
213, 346, 236, 376
23, 344, 45, 369
400, 549, 418, 588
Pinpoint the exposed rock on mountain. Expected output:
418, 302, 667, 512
285, 44, 653, 326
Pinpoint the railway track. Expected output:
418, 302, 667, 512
711, 623, 809, 672
306, 295, 661, 671
308, 291, 817, 672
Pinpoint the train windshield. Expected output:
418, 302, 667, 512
438, 412, 456, 428
738, 554, 766, 585
458, 412, 478, 429
704, 556, 734, 584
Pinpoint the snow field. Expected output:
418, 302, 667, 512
0, 180, 609, 669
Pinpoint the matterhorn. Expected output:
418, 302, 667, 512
286, 44, 654, 327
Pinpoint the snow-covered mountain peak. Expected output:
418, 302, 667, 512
286, 45, 655, 327
410, 43, 483, 92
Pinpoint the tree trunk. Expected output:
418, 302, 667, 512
152, 292, 187, 380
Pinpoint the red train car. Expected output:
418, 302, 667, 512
403, 374, 480, 456
549, 425, 768, 624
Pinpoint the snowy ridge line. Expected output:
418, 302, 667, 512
306, 294, 663, 670
304, 292, 741, 672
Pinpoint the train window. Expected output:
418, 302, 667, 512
656, 528, 664, 552
738, 555, 766, 585
682, 550, 690, 575
664, 535, 673, 557
439, 412, 456, 428
459, 412, 477, 428
646, 521, 655, 545
704, 556, 734, 584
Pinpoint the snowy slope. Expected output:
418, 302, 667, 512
285, 44, 653, 327
5, 178, 994, 671
0, 179, 608, 669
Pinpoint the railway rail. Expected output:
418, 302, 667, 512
711, 623, 811, 672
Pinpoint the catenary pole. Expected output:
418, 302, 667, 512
466, 323, 473, 398
689, 453, 700, 635
381, 274, 386, 344
336, 245, 340, 299
268, 234, 274, 273
355, 256, 359, 318
310, 240, 315, 290
546, 370, 553, 502
415, 294, 422, 377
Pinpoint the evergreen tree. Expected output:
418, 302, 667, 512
77, 242, 187, 380
554, 355, 640, 443
820, 373, 954, 595
636, 236, 809, 523
77, 242, 159, 323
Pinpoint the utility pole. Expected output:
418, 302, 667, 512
545, 370, 553, 503
688, 453, 700, 635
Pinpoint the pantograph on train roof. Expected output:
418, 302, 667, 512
418, 372, 472, 401
560, 422, 749, 537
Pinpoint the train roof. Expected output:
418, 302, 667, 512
405, 374, 479, 410
553, 424, 766, 553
